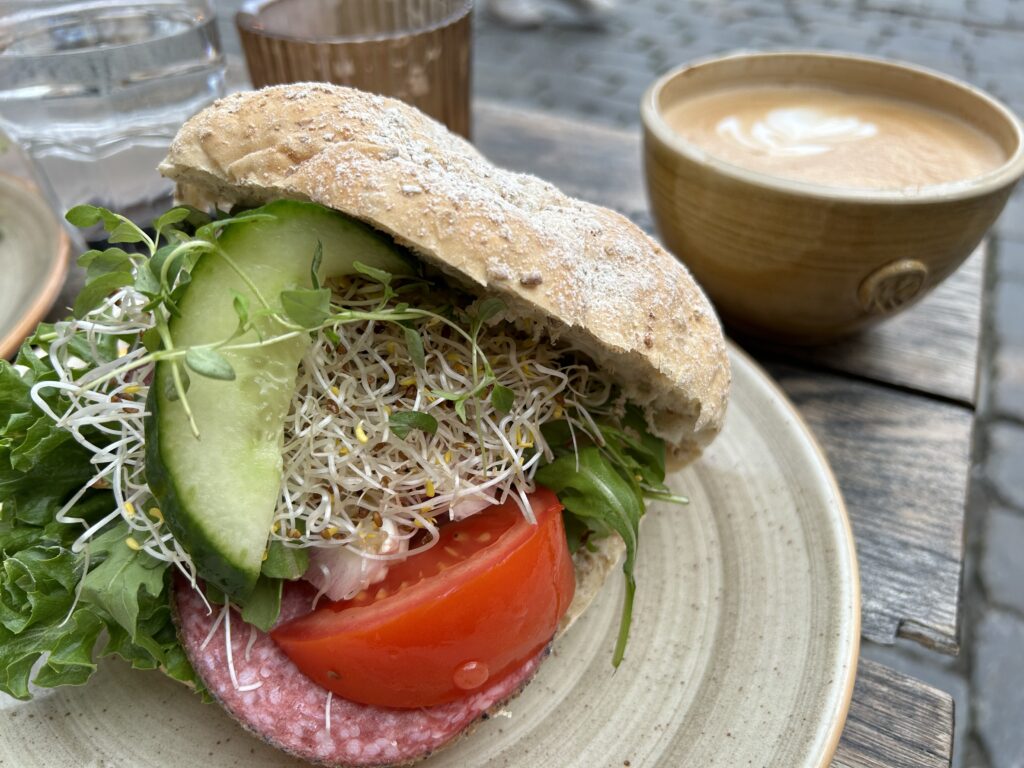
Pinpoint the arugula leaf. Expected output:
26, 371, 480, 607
390, 410, 439, 439
22, 323, 121, 374
562, 511, 595, 555
9, 414, 75, 473
0, 433, 96, 527
535, 446, 641, 667
535, 408, 678, 668
0, 358, 33, 413
0, 513, 206, 700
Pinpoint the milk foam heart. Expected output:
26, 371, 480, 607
716, 108, 877, 158
665, 85, 1006, 190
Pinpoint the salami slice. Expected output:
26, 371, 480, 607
175, 580, 545, 767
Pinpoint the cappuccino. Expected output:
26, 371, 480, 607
663, 85, 1006, 190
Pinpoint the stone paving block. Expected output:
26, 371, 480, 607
967, 0, 1024, 29
990, 346, 1024, 423
865, 0, 968, 22
798, 18, 886, 51
966, 25, 1024, 75
865, 16, 975, 79
973, 609, 1024, 768
993, 191, 1024, 243
989, 250, 1024, 421
981, 506, 1024, 614
863, 0, 1024, 28
986, 421, 1024, 508
962, 27, 1024, 115
991, 243, 1024, 330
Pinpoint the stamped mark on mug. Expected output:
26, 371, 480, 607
859, 259, 930, 313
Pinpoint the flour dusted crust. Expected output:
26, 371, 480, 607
160, 83, 729, 456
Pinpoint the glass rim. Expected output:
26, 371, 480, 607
236, 0, 473, 45
0, 0, 216, 58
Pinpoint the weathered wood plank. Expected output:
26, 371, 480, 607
833, 659, 954, 768
474, 100, 981, 406
766, 363, 969, 653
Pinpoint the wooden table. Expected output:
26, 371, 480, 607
474, 102, 969, 768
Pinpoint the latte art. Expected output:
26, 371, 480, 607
665, 85, 1007, 190
716, 109, 877, 158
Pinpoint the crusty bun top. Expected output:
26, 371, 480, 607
159, 83, 729, 457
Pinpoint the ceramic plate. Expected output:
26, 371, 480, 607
0, 346, 859, 767
0, 173, 70, 359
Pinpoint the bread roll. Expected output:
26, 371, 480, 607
159, 83, 730, 460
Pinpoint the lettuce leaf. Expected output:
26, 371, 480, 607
535, 406, 680, 667
0, 350, 206, 701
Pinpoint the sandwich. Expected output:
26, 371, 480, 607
0, 84, 729, 767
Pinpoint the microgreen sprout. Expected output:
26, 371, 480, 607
29, 206, 615, 595
272, 276, 617, 595
23, 203, 682, 668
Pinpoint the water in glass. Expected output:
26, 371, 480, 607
0, 1, 225, 224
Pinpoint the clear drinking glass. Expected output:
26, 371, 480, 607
0, 1, 226, 232
236, 0, 472, 138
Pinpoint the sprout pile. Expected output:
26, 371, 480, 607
29, 270, 619, 599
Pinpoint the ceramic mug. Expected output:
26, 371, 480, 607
642, 51, 1024, 344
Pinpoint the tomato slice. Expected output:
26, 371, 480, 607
270, 487, 576, 709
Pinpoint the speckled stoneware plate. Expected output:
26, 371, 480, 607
0, 173, 69, 359
0, 345, 859, 767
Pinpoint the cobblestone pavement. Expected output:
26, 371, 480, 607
471, 2, 1024, 767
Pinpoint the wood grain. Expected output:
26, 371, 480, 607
767, 363, 969, 653
832, 659, 954, 768
474, 101, 981, 406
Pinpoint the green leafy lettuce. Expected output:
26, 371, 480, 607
0, 342, 206, 701
535, 405, 684, 667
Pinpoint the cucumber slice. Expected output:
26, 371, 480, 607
146, 200, 414, 597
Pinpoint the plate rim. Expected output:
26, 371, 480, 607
0, 343, 864, 768
0, 172, 71, 359
728, 341, 862, 766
